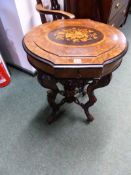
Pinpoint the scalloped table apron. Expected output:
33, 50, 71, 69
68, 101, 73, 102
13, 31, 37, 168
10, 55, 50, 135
23, 19, 128, 124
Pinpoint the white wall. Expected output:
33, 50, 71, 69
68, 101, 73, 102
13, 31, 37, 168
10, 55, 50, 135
0, 0, 64, 74
14, 0, 41, 35
0, 0, 41, 74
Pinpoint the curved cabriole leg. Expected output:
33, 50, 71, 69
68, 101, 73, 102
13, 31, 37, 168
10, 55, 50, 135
83, 74, 112, 122
37, 71, 60, 124
47, 89, 59, 124
47, 92, 67, 124
83, 80, 98, 122
37, 70, 112, 124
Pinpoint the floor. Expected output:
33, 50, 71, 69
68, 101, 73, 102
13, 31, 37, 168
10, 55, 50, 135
0, 16, 131, 175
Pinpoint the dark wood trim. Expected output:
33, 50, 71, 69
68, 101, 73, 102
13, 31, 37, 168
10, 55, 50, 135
22, 38, 128, 70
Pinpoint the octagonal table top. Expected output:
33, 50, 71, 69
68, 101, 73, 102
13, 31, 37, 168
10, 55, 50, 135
23, 19, 128, 78
23, 19, 127, 65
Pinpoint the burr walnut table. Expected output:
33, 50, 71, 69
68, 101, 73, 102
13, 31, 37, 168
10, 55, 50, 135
23, 19, 127, 124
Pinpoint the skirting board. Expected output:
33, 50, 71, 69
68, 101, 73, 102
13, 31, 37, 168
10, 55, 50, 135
7, 63, 37, 77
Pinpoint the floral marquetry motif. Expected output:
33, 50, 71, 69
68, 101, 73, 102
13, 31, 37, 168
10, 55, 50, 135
23, 19, 127, 67
23, 19, 128, 124
48, 26, 104, 45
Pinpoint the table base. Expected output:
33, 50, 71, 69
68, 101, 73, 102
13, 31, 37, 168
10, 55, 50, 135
37, 71, 112, 124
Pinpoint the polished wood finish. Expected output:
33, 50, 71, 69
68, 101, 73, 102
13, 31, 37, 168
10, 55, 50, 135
65, 0, 101, 20
23, 19, 127, 124
23, 19, 127, 78
37, 71, 112, 123
65, 0, 130, 27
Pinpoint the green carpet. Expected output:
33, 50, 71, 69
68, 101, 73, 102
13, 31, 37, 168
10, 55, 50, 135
0, 16, 131, 175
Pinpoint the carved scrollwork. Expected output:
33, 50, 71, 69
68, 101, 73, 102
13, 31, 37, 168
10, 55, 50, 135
37, 71, 112, 124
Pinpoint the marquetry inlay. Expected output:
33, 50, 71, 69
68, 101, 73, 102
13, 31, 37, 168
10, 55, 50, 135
48, 26, 104, 45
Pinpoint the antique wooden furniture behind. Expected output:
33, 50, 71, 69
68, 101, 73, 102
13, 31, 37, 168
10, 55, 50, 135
23, 19, 127, 124
129, 0, 131, 13
36, 0, 75, 23
65, 0, 130, 27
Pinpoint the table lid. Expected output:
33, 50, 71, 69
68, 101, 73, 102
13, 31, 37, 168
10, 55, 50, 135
23, 19, 127, 66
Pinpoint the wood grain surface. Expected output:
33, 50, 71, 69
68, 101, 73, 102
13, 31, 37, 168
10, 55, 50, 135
23, 19, 128, 78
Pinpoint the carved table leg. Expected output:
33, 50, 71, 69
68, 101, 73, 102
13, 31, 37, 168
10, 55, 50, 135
83, 74, 112, 122
37, 71, 61, 124
37, 70, 112, 124
47, 89, 59, 124
83, 80, 98, 122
